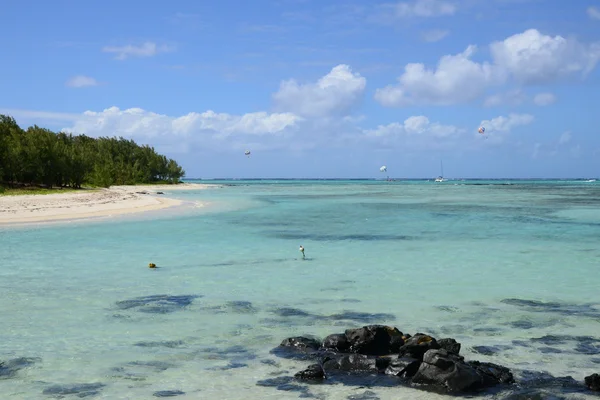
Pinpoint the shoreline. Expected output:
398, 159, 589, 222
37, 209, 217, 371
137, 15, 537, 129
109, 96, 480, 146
0, 183, 218, 226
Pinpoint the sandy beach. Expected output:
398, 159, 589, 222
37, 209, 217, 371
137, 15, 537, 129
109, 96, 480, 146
0, 183, 216, 226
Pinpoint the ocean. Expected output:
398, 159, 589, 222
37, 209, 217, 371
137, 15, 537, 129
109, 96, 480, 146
2, 179, 600, 399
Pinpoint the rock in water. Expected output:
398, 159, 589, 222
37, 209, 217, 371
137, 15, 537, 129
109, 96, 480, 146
344, 325, 404, 355
412, 349, 513, 393
585, 373, 600, 391
294, 364, 325, 382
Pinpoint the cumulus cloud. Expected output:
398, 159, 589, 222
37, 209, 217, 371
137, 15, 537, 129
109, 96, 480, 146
374, 45, 501, 106
376, 29, 600, 107
533, 92, 556, 106
489, 29, 600, 84
588, 6, 600, 20
479, 113, 534, 133
421, 29, 449, 42
66, 75, 99, 88
364, 115, 461, 138
102, 42, 174, 60
272, 64, 366, 117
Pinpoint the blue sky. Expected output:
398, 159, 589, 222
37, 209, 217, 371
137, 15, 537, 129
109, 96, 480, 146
1, 0, 599, 179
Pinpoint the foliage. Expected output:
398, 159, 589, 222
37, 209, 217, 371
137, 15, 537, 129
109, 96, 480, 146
0, 115, 185, 189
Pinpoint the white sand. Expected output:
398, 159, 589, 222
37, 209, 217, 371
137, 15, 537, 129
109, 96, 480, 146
0, 183, 217, 226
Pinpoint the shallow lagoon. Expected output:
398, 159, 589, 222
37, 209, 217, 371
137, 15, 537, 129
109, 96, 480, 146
2, 180, 600, 399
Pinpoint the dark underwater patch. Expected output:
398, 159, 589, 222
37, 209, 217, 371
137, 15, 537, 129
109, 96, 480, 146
328, 311, 396, 324
435, 305, 460, 313
269, 306, 395, 324
203, 301, 258, 314
153, 390, 185, 397
134, 340, 186, 348
200, 345, 258, 364
0, 357, 41, 379
256, 376, 316, 398
42, 383, 105, 397
347, 390, 380, 400
539, 347, 563, 354
266, 230, 414, 242
471, 345, 508, 356
115, 294, 200, 314
109, 360, 175, 381
501, 298, 600, 318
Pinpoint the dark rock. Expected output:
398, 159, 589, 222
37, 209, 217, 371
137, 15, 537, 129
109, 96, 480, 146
294, 363, 325, 382
467, 360, 514, 385
322, 333, 350, 352
271, 336, 322, 360
323, 354, 377, 373
153, 390, 185, 397
280, 337, 321, 351
384, 357, 420, 378
585, 373, 600, 391
438, 338, 461, 355
344, 325, 404, 356
411, 349, 513, 393
397, 333, 440, 360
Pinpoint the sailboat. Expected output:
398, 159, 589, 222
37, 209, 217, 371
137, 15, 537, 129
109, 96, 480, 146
434, 160, 445, 182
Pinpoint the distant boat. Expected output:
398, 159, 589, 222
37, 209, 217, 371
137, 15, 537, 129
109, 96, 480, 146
434, 160, 446, 182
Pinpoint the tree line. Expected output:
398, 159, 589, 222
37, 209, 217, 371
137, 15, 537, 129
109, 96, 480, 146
0, 114, 185, 189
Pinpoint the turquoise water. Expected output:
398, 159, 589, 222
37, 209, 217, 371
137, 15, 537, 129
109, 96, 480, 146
2, 180, 600, 399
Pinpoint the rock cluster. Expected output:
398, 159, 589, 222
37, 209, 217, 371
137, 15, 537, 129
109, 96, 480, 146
271, 324, 600, 396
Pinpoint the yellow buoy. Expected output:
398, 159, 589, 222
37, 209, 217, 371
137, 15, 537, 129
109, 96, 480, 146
148, 263, 156, 268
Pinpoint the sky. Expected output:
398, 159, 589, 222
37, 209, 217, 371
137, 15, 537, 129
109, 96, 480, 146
1, 0, 599, 179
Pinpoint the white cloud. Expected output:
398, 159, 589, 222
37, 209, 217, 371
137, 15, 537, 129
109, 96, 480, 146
272, 64, 366, 117
64, 107, 300, 140
479, 113, 534, 133
390, 0, 456, 17
490, 29, 600, 84
376, 28, 600, 107
483, 89, 526, 107
102, 42, 174, 60
365, 115, 461, 138
66, 75, 99, 88
588, 6, 600, 20
374, 45, 501, 106
421, 29, 449, 42
533, 92, 556, 106
558, 131, 571, 145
